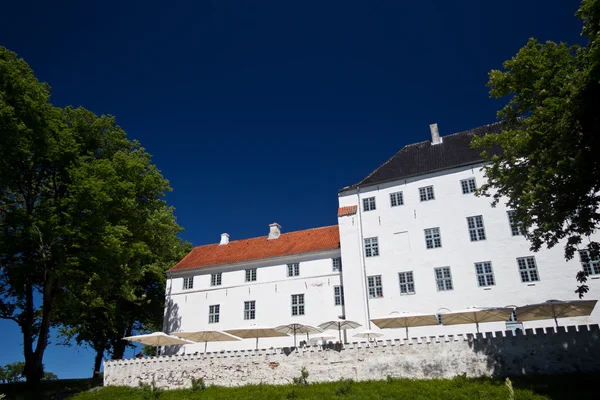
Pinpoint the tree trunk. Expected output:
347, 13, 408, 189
93, 347, 104, 376
111, 323, 133, 360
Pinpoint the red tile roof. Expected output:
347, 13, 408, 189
338, 205, 357, 217
169, 225, 340, 272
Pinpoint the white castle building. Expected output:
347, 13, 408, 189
164, 122, 600, 352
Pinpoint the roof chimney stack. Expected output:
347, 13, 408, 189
268, 223, 281, 240
430, 123, 442, 145
219, 233, 229, 245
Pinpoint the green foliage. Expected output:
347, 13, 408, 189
506, 377, 515, 400
471, 0, 600, 297
292, 367, 309, 386
285, 387, 297, 399
334, 378, 354, 396
0, 362, 24, 383
0, 393, 4, 399
190, 377, 206, 392
139, 380, 163, 399
453, 373, 468, 388
386, 374, 394, 384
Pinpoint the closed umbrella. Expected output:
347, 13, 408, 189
353, 329, 384, 342
274, 323, 321, 347
171, 330, 241, 353
224, 325, 288, 349
440, 307, 514, 333
371, 312, 439, 339
122, 332, 195, 356
318, 319, 361, 343
516, 299, 597, 328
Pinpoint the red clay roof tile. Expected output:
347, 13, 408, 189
169, 225, 340, 272
337, 205, 357, 217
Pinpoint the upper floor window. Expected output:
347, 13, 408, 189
334, 285, 344, 306
364, 237, 379, 257
474, 261, 495, 287
398, 271, 415, 295
367, 275, 383, 298
579, 250, 600, 276
211, 273, 222, 286
424, 227, 442, 249
419, 186, 435, 202
363, 197, 376, 211
332, 257, 342, 272
182, 277, 194, 290
507, 211, 522, 236
291, 294, 305, 316
245, 268, 257, 282
209, 304, 220, 323
287, 263, 300, 277
244, 300, 256, 320
434, 267, 453, 291
461, 178, 477, 194
467, 215, 486, 241
517, 256, 540, 282
390, 191, 404, 207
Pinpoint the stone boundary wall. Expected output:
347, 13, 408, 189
104, 324, 600, 389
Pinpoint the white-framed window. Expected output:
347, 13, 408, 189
474, 261, 495, 287
507, 211, 522, 236
517, 256, 540, 282
398, 271, 415, 295
291, 294, 305, 316
332, 257, 342, 272
182, 277, 194, 290
367, 275, 383, 298
363, 197, 376, 211
244, 300, 256, 320
287, 263, 300, 277
424, 227, 442, 249
208, 304, 220, 323
419, 186, 435, 202
211, 273, 222, 286
579, 250, 600, 276
245, 268, 257, 282
364, 237, 379, 257
434, 267, 453, 291
467, 215, 486, 241
460, 178, 477, 194
334, 285, 344, 306
390, 191, 404, 207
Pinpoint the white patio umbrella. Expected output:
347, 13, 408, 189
318, 319, 361, 343
353, 329, 384, 342
171, 330, 241, 353
439, 307, 514, 333
516, 299, 597, 328
122, 332, 195, 356
371, 312, 439, 339
224, 325, 289, 349
274, 323, 321, 347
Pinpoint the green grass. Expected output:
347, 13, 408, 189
0, 377, 99, 400
69, 374, 597, 400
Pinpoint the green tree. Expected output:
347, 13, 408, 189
0, 362, 25, 383
472, 0, 600, 297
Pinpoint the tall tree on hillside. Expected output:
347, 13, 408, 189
472, 0, 600, 297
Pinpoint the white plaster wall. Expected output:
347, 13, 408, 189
165, 250, 344, 352
338, 164, 600, 339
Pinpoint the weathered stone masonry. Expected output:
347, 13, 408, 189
104, 325, 600, 389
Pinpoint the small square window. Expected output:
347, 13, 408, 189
424, 228, 442, 249
434, 267, 453, 291
363, 197, 376, 211
507, 211, 523, 236
579, 250, 600, 276
517, 257, 540, 282
474, 261, 495, 287
211, 273, 222, 286
209, 304, 220, 323
367, 275, 383, 298
364, 237, 379, 257
244, 301, 256, 320
419, 186, 435, 202
182, 277, 194, 290
390, 191, 404, 207
291, 294, 305, 316
245, 268, 257, 282
467, 215, 486, 241
334, 286, 344, 306
398, 271, 415, 295
461, 178, 477, 194
287, 263, 300, 277
332, 257, 342, 272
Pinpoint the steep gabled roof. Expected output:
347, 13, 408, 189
341, 122, 504, 192
169, 225, 340, 272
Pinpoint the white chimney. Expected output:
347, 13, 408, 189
430, 123, 442, 145
219, 233, 229, 246
268, 223, 281, 240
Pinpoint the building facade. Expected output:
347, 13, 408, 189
165, 122, 600, 352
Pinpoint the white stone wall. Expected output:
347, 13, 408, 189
337, 163, 600, 339
104, 324, 600, 389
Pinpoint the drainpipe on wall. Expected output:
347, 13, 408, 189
164, 272, 173, 334
356, 186, 372, 329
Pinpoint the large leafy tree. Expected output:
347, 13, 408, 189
472, 0, 600, 297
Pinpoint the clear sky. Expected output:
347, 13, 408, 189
0, 0, 585, 379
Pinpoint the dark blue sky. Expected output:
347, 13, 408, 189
0, 0, 584, 378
